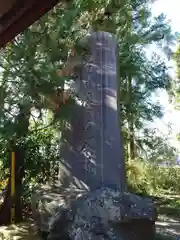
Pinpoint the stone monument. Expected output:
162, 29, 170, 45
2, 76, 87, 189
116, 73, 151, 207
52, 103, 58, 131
59, 31, 126, 191
32, 32, 157, 240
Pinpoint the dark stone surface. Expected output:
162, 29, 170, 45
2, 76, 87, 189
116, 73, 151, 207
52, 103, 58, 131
32, 186, 157, 239
113, 219, 156, 240
31, 185, 85, 233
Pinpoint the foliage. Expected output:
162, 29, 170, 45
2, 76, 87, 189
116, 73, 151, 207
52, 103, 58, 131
127, 160, 180, 195
138, 128, 178, 164
171, 38, 180, 110
116, 0, 175, 160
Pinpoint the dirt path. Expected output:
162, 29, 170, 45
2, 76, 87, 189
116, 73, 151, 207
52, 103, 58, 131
156, 215, 180, 239
155, 194, 180, 240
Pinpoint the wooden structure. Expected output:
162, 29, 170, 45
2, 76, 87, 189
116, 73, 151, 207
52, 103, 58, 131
0, 0, 63, 48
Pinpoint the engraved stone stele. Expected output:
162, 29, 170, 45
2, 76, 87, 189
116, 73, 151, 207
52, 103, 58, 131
59, 31, 126, 191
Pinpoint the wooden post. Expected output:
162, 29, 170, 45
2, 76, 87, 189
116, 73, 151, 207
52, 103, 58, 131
10, 151, 15, 224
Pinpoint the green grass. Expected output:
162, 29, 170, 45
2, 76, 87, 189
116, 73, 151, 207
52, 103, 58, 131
153, 194, 180, 218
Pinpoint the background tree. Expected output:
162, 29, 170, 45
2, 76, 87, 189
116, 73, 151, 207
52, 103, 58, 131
170, 38, 180, 109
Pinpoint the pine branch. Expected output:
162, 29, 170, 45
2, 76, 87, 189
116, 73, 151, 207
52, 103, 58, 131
30, 121, 56, 133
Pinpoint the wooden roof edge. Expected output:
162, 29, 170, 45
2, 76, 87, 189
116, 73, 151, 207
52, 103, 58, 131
0, 0, 60, 48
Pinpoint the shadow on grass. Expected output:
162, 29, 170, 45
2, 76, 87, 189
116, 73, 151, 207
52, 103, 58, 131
137, 192, 180, 218
154, 196, 180, 218
156, 232, 176, 240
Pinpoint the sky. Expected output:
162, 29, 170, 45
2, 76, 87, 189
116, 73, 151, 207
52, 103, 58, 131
150, 0, 180, 149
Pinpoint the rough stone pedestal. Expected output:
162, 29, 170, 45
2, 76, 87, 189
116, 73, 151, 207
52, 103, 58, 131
32, 187, 157, 240
31, 185, 86, 234
46, 187, 157, 240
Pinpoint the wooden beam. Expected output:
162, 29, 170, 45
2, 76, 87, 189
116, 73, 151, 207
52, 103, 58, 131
0, 0, 16, 17
0, 0, 61, 48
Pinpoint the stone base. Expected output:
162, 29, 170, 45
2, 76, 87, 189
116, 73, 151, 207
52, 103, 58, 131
31, 184, 87, 233
32, 186, 157, 240
113, 219, 156, 240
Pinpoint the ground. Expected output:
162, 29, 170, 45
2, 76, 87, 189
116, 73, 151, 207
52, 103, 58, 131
0, 221, 40, 240
155, 193, 180, 240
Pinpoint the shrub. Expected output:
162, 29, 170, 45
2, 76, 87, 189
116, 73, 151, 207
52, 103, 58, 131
126, 160, 180, 195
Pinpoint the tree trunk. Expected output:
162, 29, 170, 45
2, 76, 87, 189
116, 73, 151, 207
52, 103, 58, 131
0, 104, 30, 225
127, 76, 135, 161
